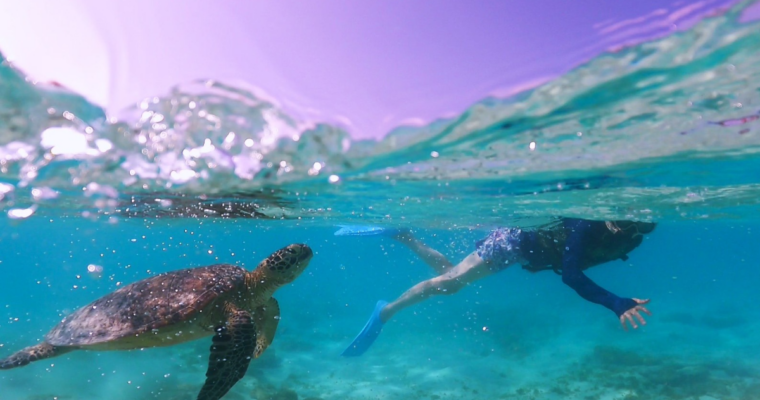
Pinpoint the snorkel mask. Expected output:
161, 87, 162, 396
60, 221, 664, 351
606, 221, 656, 237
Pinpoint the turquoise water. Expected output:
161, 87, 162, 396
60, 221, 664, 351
2, 2, 760, 399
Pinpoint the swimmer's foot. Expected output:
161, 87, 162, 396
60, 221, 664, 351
334, 225, 407, 238
341, 300, 388, 357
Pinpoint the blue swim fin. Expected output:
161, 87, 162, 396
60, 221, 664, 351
341, 300, 389, 357
334, 225, 390, 236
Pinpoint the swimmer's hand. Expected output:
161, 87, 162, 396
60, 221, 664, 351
619, 298, 651, 330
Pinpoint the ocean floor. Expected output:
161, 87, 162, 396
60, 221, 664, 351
2, 297, 759, 400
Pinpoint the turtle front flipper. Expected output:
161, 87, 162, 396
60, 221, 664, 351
253, 298, 280, 358
197, 304, 256, 400
0, 342, 69, 370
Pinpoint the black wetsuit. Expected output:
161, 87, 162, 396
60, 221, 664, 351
518, 218, 654, 316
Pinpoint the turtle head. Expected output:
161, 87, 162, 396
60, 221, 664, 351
256, 243, 313, 284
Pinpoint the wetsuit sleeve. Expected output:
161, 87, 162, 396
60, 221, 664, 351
560, 219, 637, 317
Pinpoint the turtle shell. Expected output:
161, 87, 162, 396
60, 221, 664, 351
45, 264, 246, 346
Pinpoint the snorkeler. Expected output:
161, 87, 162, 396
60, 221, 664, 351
337, 217, 655, 357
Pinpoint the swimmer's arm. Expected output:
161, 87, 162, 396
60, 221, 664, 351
560, 219, 637, 317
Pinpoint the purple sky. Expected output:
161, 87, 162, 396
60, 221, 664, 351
0, 0, 742, 139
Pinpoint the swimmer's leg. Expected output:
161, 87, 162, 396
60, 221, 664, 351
341, 252, 490, 357
381, 252, 486, 320
335, 226, 454, 274
391, 230, 454, 275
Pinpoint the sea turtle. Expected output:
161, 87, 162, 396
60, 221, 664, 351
0, 243, 313, 400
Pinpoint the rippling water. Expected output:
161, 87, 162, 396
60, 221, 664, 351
1, 3, 760, 228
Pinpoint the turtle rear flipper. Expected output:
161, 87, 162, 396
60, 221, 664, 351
197, 304, 256, 400
253, 298, 280, 358
0, 343, 69, 370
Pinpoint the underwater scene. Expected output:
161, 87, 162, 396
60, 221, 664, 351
2, 2, 760, 400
